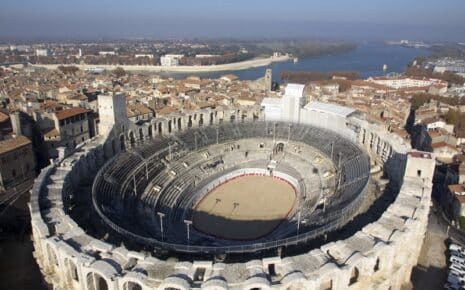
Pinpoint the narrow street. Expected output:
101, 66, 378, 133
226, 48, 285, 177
0, 192, 48, 290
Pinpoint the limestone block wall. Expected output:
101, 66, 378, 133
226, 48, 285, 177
29, 111, 434, 290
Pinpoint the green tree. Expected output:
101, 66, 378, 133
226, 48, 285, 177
112, 67, 126, 77
58, 65, 79, 74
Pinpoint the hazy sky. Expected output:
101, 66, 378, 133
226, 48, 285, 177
1, 0, 465, 41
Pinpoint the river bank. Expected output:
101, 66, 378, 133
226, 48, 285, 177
31, 55, 291, 73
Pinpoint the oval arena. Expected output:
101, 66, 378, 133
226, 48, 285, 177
191, 173, 297, 240
90, 122, 370, 254
30, 95, 435, 290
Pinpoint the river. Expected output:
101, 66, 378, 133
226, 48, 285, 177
158, 42, 430, 81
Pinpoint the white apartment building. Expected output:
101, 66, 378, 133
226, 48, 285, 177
35, 49, 48, 56
160, 54, 184, 66
368, 76, 448, 89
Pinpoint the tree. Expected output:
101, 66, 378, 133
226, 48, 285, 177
112, 67, 126, 78
57, 65, 79, 75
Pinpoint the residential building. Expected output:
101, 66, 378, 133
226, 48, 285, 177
160, 54, 183, 66
43, 107, 91, 158
0, 136, 36, 193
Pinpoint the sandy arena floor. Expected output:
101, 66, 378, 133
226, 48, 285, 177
192, 175, 297, 240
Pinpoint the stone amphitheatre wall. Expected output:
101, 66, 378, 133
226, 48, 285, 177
29, 109, 434, 290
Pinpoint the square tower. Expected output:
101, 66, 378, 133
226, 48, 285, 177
265, 69, 272, 92
98, 93, 128, 137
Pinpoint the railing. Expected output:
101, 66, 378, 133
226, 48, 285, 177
92, 180, 368, 254
91, 121, 371, 254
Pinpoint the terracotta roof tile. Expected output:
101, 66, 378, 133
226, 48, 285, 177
55, 107, 90, 121
0, 136, 31, 155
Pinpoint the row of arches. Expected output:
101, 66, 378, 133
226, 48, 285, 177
359, 128, 393, 164
118, 109, 260, 151
43, 237, 387, 290
46, 242, 146, 290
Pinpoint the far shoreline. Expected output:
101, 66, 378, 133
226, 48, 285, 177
29, 55, 292, 73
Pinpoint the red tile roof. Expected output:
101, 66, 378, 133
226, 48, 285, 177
55, 107, 90, 121
0, 136, 31, 155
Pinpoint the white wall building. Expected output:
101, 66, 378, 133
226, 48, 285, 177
367, 76, 447, 89
35, 49, 48, 57
261, 83, 356, 138
135, 54, 154, 59
261, 84, 305, 123
160, 54, 184, 67
99, 51, 116, 56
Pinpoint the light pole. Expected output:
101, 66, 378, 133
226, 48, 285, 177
273, 122, 276, 144
184, 220, 193, 245
158, 212, 165, 241
133, 174, 137, 195
287, 123, 291, 143
145, 161, 149, 180
194, 133, 198, 150
330, 142, 334, 161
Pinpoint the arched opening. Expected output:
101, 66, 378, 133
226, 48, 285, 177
349, 267, 359, 285
148, 125, 153, 138
210, 112, 214, 124
158, 123, 163, 135
65, 258, 79, 282
178, 118, 182, 130
188, 116, 193, 128
199, 114, 204, 127
139, 128, 144, 141
129, 131, 135, 147
273, 142, 284, 154
168, 120, 172, 133
120, 135, 126, 151
123, 281, 143, 290
374, 258, 380, 272
87, 272, 108, 290
46, 244, 58, 268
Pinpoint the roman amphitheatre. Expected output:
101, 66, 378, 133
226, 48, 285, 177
29, 92, 435, 290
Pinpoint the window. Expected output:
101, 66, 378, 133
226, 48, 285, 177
417, 170, 421, 177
